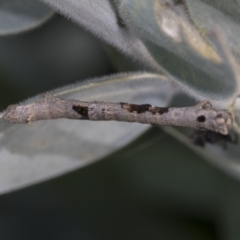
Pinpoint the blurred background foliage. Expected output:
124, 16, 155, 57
0, 14, 114, 109
1, 1, 240, 240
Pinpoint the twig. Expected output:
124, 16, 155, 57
1, 93, 233, 135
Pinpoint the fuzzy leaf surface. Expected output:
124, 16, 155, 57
186, 0, 240, 61
0, 0, 53, 35
39, 0, 159, 69
119, 0, 239, 103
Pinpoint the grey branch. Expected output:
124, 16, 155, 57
2, 93, 233, 135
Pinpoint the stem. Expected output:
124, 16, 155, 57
2, 93, 233, 135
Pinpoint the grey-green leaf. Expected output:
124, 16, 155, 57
119, 0, 239, 103
230, 95, 240, 133
0, 72, 175, 195
39, 0, 159, 70
163, 126, 240, 181
0, 0, 54, 35
186, 0, 240, 61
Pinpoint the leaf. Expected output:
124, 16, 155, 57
0, 72, 175, 195
163, 126, 240, 181
186, 0, 240, 61
199, 0, 240, 22
40, 0, 159, 70
230, 95, 240, 133
119, 0, 239, 103
0, 0, 54, 35
159, 92, 240, 181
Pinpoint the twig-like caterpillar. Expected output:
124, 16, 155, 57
2, 93, 233, 135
